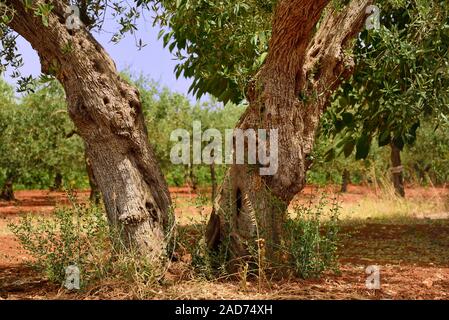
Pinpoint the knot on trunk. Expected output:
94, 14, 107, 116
118, 209, 148, 225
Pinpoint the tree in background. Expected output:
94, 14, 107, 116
402, 121, 449, 186
0, 79, 16, 200
307, 122, 449, 191
0, 74, 244, 200
134, 75, 245, 190
322, 0, 449, 197
0, 80, 85, 200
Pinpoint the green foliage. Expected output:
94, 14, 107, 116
0, 80, 87, 190
324, 0, 449, 159
283, 195, 340, 279
309, 118, 449, 187
34, 3, 54, 27
0, 24, 22, 77
402, 121, 449, 185
9, 193, 169, 294
153, 0, 274, 103
8, 194, 109, 286
134, 74, 245, 186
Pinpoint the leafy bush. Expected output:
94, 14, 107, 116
174, 201, 230, 280
0, 80, 87, 191
283, 195, 340, 279
176, 193, 340, 281
8, 195, 109, 286
8, 193, 170, 293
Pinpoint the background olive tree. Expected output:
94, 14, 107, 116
321, 0, 449, 197
0, 80, 85, 200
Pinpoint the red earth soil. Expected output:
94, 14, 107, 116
1, 185, 449, 299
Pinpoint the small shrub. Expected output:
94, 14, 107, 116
8, 192, 171, 293
8, 195, 109, 286
283, 195, 340, 279
175, 216, 228, 280
177, 192, 340, 282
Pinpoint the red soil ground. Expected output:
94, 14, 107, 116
1, 186, 449, 299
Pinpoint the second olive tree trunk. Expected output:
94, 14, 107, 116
206, 0, 372, 265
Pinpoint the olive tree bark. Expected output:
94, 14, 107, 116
6, 0, 172, 259
0, 177, 14, 201
50, 172, 63, 191
210, 162, 217, 203
390, 143, 405, 197
206, 0, 371, 263
187, 164, 198, 192
341, 169, 350, 193
85, 151, 101, 204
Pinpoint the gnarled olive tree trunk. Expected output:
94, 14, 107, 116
206, 0, 371, 263
7, 0, 172, 259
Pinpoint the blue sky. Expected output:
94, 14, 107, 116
3, 13, 197, 100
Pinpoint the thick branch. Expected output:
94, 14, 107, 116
299, 0, 372, 154
304, 0, 372, 92
266, 0, 331, 78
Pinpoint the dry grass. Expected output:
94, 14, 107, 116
287, 184, 449, 223
339, 194, 448, 222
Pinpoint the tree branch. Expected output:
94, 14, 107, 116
303, 0, 372, 93
264, 0, 331, 78
300, 0, 372, 154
